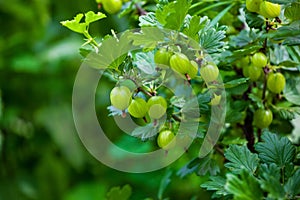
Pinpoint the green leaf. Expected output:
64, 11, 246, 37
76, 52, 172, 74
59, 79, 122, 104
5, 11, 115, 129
210, 4, 233, 28
270, 44, 290, 66
268, 21, 300, 46
170, 96, 186, 108
61, 13, 86, 34
286, 46, 300, 64
106, 185, 132, 200
86, 32, 133, 69
79, 47, 92, 58
183, 14, 228, 53
177, 158, 201, 178
284, 3, 300, 22
201, 176, 229, 198
226, 83, 249, 95
255, 131, 296, 168
229, 29, 261, 48
139, 12, 160, 27
84, 11, 106, 24
132, 51, 156, 75
225, 100, 249, 123
130, 123, 159, 141
158, 170, 172, 200
244, 10, 264, 29
224, 145, 259, 174
258, 163, 285, 199
224, 45, 261, 63
156, 0, 191, 30
284, 168, 300, 198
107, 105, 124, 117
128, 27, 165, 50
284, 75, 300, 105
273, 105, 300, 120
225, 170, 263, 200
248, 93, 264, 109
196, 156, 220, 176
224, 78, 249, 89
198, 21, 227, 54
278, 60, 300, 70
182, 15, 205, 41
177, 156, 220, 178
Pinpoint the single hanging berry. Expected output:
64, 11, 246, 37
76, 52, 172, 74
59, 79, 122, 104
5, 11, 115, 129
200, 62, 219, 83
128, 98, 148, 118
147, 96, 168, 119
267, 72, 286, 94
157, 130, 176, 150
253, 109, 273, 129
259, 1, 281, 18
110, 86, 132, 110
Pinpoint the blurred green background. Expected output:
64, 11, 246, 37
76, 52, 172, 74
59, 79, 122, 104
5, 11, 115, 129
0, 0, 211, 199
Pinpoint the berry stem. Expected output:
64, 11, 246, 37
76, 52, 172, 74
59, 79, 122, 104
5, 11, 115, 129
257, 128, 262, 142
172, 114, 182, 122
138, 87, 153, 97
135, 3, 147, 16
241, 86, 255, 152
185, 73, 191, 84
262, 67, 268, 102
143, 116, 148, 123
214, 144, 224, 156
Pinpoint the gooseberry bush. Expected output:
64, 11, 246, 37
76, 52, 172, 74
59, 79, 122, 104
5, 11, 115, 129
62, 0, 300, 199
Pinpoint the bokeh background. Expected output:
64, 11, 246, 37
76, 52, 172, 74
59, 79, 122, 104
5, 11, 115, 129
0, 0, 211, 199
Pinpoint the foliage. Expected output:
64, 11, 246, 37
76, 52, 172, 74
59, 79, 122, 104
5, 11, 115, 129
1, 0, 300, 199
201, 131, 299, 199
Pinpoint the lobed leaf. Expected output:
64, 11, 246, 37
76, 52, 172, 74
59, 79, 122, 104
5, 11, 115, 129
224, 145, 259, 174
284, 168, 300, 198
225, 170, 263, 200
201, 176, 229, 198
158, 170, 172, 200
84, 11, 106, 24
156, 0, 191, 30
106, 185, 132, 200
255, 131, 296, 168
258, 163, 285, 199
61, 13, 86, 34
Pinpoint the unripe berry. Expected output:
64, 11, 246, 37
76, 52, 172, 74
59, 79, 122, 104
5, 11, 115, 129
252, 52, 267, 68
147, 96, 167, 119
200, 62, 219, 83
157, 130, 175, 150
169, 52, 191, 75
102, 0, 122, 14
154, 48, 173, 68
246, 0, 263, 13
267, 72, 285, 94
253, 109, 273, 129
259, 1, 281, 18
110, 86, 132, 110
128, 98, 148, 118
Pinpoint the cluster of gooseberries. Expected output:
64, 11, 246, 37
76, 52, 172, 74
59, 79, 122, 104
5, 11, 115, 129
110, 83, 174, 149
109, 48, 221, 149
242, 52, 267, 81
110, 85, 167, 120
155, 48, 221, 106
155, 48, 222, 108
154, 48, 220, 84
237, 51, 286, 129
96, 0, 129, 14
246, 0, 281, 18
